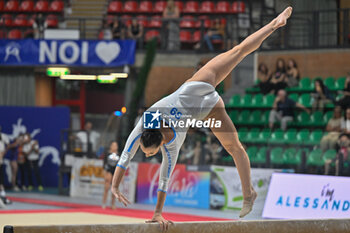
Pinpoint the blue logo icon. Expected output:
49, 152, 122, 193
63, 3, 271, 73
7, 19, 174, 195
143, 110, 161, 129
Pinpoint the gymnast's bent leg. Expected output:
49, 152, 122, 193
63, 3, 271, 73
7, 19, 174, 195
206, 99, 256, 218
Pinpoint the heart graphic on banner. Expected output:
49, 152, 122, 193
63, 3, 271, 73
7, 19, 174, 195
95, 42, 120, 64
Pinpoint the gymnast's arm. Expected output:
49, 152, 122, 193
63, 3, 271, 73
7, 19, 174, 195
111, 120, 142, 206
146, 146, 178, 230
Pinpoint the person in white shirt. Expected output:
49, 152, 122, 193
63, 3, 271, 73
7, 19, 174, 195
0, 126, 11, 207
22, 133, 43, 191
341, 108, 350, 135
76, 122, 100, 155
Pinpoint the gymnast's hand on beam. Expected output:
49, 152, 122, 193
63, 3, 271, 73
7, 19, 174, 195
145, 213, 174, 231
111, 188, 131, 207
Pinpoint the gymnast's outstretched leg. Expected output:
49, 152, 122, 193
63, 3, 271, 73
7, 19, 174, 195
188, 6, 293, 87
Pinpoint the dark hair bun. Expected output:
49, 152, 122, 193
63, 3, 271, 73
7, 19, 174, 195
141, 129, 163, 148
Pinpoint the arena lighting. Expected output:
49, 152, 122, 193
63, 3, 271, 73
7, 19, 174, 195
114, 111, 122, 116
60, 75, 97, 80
97, 75, 117, 84
121, 107, 127, 114
47, 67, 70, 77
110, 73, 128, 78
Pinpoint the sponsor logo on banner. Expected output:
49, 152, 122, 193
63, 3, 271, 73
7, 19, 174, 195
136, 163, 210, 209
210, 166, 282, 210
263, 173, 350, 219
0, 39, 135, 67
70, 158, 138, 203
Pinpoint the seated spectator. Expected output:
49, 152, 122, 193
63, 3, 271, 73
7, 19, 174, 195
269, 89, 310, 130
320, 106, 342, 151
257, 63, 273, 95
163, 0, 180, 51
76, 122, 100, 155
336, 73, 350, 111
112, 19, 125, 39
312, 79, 334, 112
127, 18, 143, 46
286, 59, 300, 87
270, 58, 288, 94
198, 19, 225, 52
101, 20, 113, 40
341, 108, 350, 136
33, 13, 48, 39
324, 133, 350, 176
204, 134, 222, 164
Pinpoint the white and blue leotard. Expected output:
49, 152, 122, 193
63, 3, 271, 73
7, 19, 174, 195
117, 81, 220, 192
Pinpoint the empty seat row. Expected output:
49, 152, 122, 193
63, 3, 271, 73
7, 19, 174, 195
0, 0, 64, 13
107, 15, 224, 29
227, 93, 340, 109
245, 147, 337, 167
288, 76, 347, 92
230, 109, 333, 127
0, 13, 58, 27
108, 1, 245, 14
0, 28, 30, 38
239, 128, 326, 146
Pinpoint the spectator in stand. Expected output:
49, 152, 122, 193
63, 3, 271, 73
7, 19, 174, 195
270, 58, 288, 94
22, 133, 43, 191
7, 134, 26, 191
112, 19, 125, 40
127, 18, 143, 47
204, 134, 222, 164
101, 20, 113, 40
269, 89, 310, 130
336, 73, 350, 111
312, 79, 334, 112
320, 106, 343, 151
257, 63, 273, 95
324, 133, 350, 176
33, 13, 48, 39
102, 141, 119, 209
195, 18, 225, 52
341, 108, 350, 136
163, 0, 180, 51
286, 59, 300, 87
76, 122, 101, 155
16, 135, 27, 191
179, 129, 196, 164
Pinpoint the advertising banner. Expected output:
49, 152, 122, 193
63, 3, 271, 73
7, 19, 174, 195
0, 39, 135, 67
210, 166, 279, 210
70, 158, 138, 203
263, 173, 350, 219
0, 106, 70, 187
136, 163, 210, 209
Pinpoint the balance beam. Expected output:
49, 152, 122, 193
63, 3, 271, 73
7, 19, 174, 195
3, 219, 350, 233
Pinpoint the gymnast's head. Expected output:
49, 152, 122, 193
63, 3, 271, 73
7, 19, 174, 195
140, 129, 163, 157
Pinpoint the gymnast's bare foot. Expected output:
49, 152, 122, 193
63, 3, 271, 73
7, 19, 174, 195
272, 6, 293, 30
239, 189, 257, 218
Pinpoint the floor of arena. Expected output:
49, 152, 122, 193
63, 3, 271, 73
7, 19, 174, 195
0, 190, 264, 229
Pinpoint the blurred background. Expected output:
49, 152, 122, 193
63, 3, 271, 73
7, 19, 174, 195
0, 0, 349, 221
